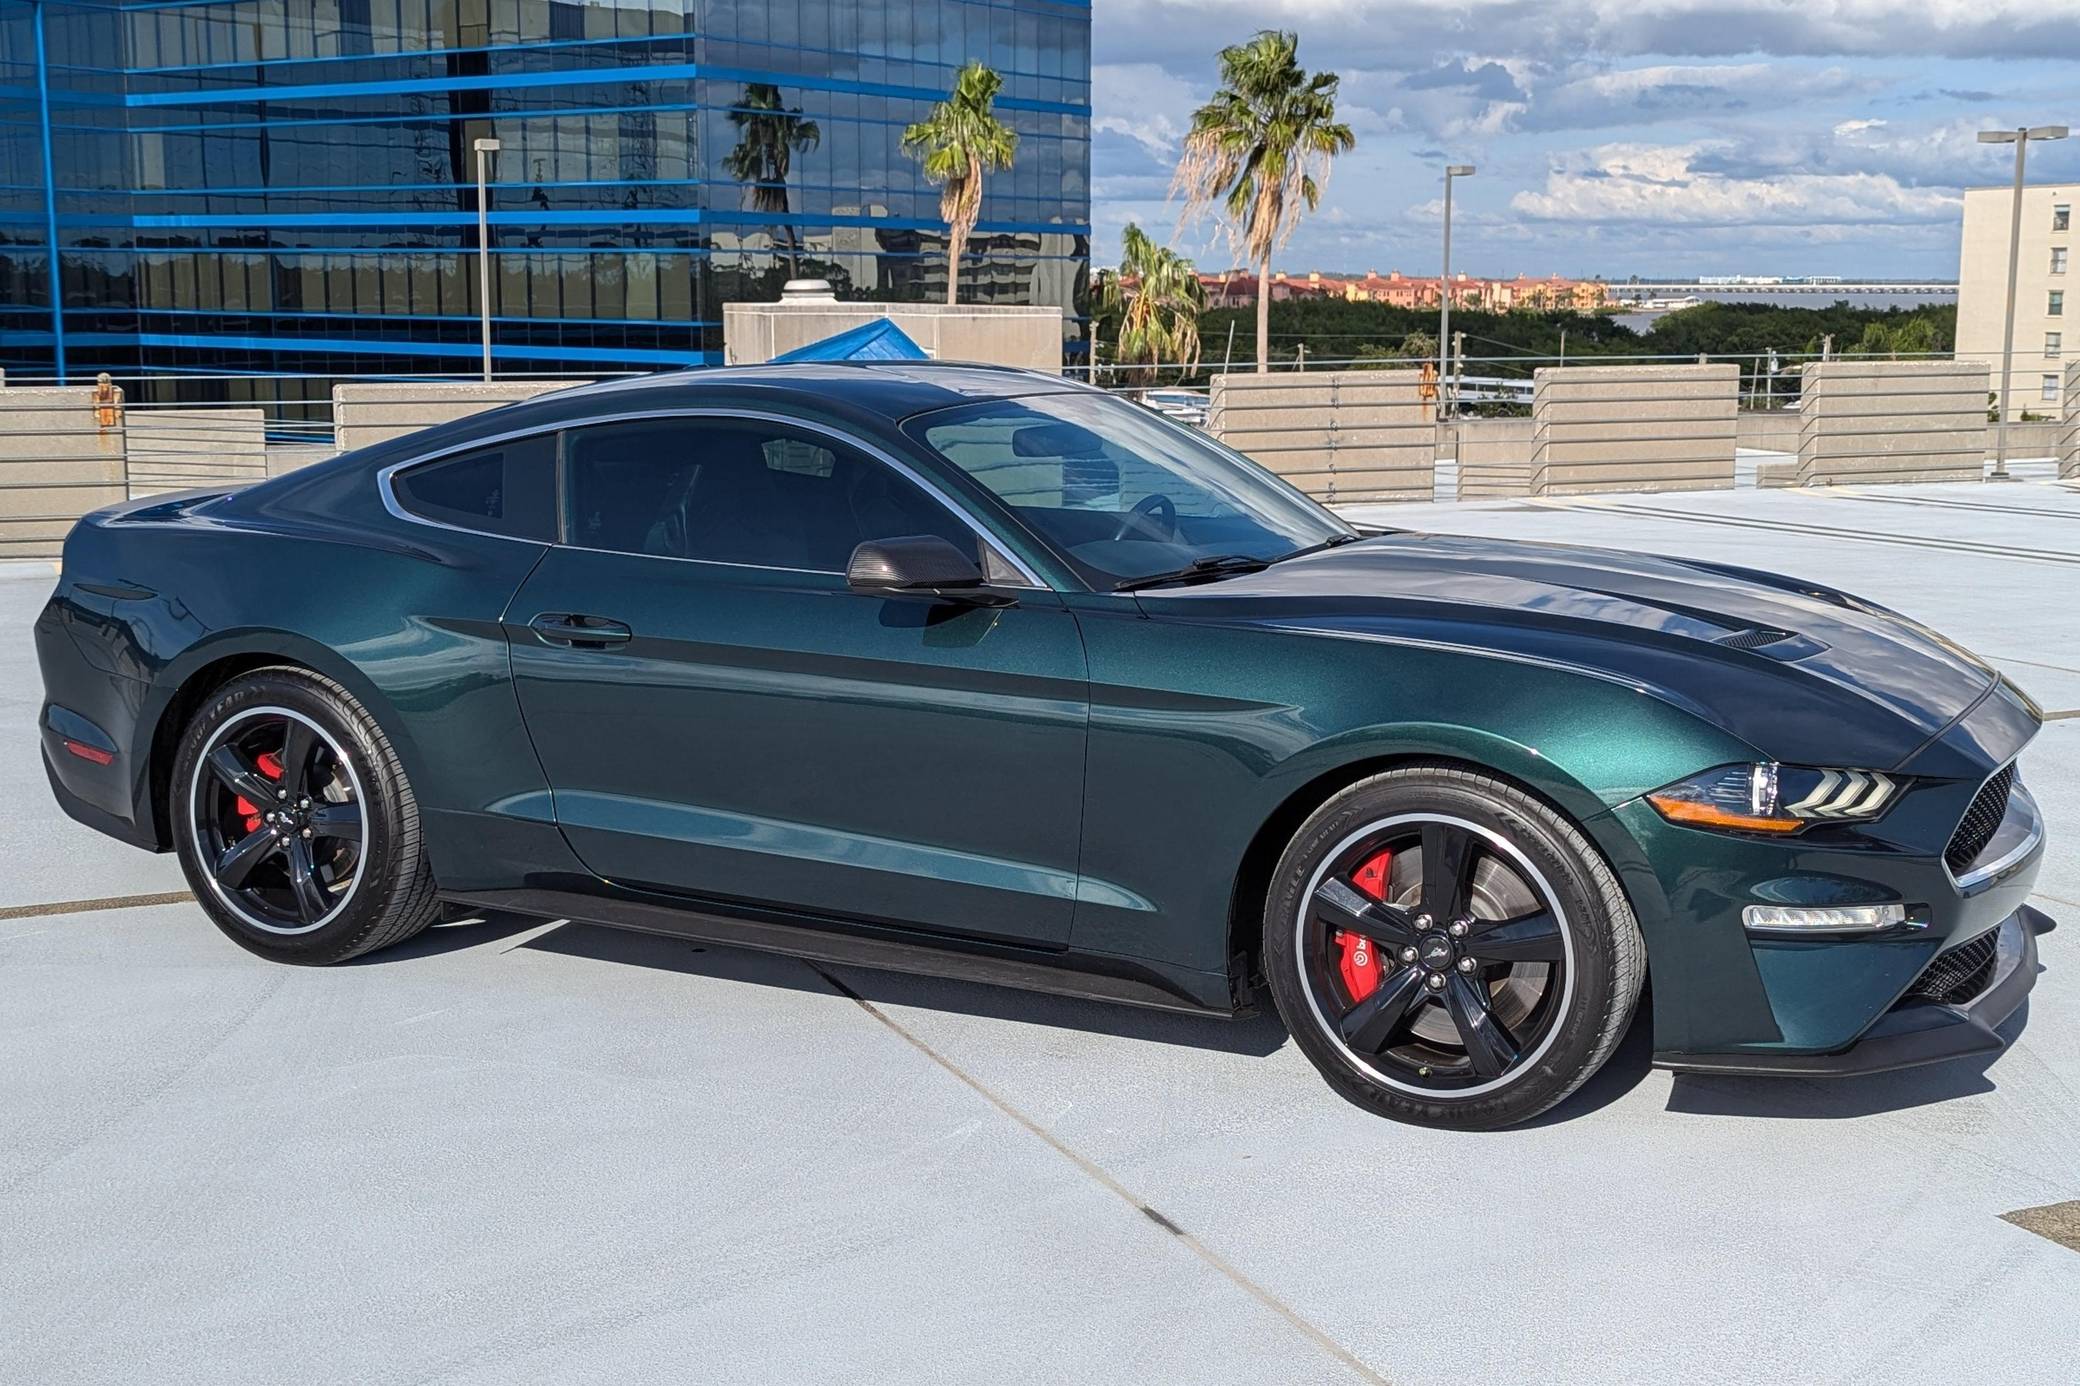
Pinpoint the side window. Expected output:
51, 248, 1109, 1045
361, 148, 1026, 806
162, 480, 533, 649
563, 418, 979, 572
391, 433, 557, 541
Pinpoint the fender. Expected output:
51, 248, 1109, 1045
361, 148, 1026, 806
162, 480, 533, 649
132, 627, 434, 851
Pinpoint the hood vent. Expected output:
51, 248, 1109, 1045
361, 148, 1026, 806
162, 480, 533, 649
1715, 627, 1794, 651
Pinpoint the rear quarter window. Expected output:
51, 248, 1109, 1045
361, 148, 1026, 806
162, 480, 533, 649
390, 433, 557, 541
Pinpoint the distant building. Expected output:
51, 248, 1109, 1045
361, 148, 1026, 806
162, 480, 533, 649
0, 0, 1092, 389
1191, 268, 1607, 312
1958, 183, 2073, 418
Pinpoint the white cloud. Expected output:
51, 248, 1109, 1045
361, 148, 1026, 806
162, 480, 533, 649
1099, 1, 2080, 66
1510, 141, 1964, 227
1686, 116, 2044, 187
1090, 64, 1196, 162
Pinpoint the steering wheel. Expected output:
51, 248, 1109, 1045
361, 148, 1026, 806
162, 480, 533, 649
1112, 492, 1178, 543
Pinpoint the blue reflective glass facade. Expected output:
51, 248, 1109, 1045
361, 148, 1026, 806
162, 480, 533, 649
0, 0, 1090, 390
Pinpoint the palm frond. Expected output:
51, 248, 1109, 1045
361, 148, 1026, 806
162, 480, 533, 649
901, 61, 1020, 300
1103, 221, 1207, 386
1168, 29, 1356, 267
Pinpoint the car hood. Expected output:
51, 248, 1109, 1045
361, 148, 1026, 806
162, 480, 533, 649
1137, 532, 2005, 770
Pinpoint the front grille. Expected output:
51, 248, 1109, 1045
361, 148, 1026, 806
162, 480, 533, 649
1944, 765, 2015, 875
1902, 929, 2000, 1006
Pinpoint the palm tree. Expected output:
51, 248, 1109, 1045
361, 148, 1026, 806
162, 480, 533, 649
724, 83, 820, 279
1172, 31, 1355, 372
902, 61, 1018, 305
1098, 222, 1206, 388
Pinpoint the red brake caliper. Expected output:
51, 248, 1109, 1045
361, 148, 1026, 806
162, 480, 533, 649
235, 751, 285, 834
1336, 849, 1393, 1000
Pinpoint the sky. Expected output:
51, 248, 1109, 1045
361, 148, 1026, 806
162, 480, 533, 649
1088, 0, 2080, 280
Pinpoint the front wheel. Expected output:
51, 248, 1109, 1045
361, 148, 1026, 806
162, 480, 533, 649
170, 668, 440, 965
1264, 766, 1644, 1129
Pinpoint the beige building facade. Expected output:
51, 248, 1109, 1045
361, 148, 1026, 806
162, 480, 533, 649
1958, 183, 2074, 419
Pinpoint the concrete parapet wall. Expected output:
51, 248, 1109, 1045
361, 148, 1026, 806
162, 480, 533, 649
1455, 418, 1537, 499
1735, 410, 1801, 456
0, 387, 127, 559
267, 444, 339, 478
1998, 420, 2061, 460
1209, 371, 1435, 503
2063, 361, 2079, 480
1755, 459, 1804, 489
332, 381, 589, 453
125, 408, 268, 498
1530, 364, 1737, 495
1797, 360, 1988, 485
724, 302, 1063, 371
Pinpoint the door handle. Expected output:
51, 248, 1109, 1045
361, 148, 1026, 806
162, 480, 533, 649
528, 612, 633, 649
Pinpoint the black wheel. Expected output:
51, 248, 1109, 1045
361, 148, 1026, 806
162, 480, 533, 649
170, 668, 439, 964
1264, 766, 1644, 1130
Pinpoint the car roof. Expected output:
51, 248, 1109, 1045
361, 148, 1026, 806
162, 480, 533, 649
290, 360, 1104, 486
538, 360, 1097, 422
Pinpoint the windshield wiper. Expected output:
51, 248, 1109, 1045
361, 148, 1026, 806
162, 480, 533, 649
1273, 533, 1365, 563
1114, 554, 1273, 592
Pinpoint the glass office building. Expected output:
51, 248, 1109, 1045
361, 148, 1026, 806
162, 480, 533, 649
0, 0, 1091, 394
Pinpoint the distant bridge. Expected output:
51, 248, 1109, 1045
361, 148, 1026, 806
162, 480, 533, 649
1610, 282, 1957, 298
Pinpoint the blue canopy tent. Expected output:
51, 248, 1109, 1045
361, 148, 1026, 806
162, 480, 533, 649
769, 318, 930, 363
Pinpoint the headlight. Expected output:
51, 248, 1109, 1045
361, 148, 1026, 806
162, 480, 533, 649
1646, 763, 1899, 835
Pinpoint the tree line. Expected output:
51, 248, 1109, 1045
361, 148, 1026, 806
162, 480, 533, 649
1104, 298, 1960, 392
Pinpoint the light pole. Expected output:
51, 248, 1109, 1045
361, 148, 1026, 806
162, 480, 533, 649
1978, 124, 2067, 478
473, 136, 501, 382
1439, 164, 1474, 419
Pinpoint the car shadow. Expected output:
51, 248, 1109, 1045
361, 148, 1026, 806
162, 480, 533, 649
518, 919, 1293, 1057
1519, 1001, 1661, 1127
1661, 999, 2031, 1120
355, 916, 2035, 1126
341, 910, 553, 963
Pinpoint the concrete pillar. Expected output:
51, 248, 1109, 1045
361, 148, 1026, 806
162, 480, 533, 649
0, 387, 127, 560
2063, 360, 2079, 480
331, 381, 590, 453
1454, 418, 1537, 499
266, 444, 340, 478
1531, 364, 1738, 495
1209, 370, 1435, 503
1796, 360, 1989, 485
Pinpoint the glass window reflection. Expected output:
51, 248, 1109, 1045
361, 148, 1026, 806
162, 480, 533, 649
9, 1, 1091, 384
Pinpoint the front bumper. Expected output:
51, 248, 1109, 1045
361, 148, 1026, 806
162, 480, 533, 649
1655, 904, 2053, 1077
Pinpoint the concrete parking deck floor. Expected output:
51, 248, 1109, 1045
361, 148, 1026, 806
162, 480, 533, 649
3, 480, 2078, 1385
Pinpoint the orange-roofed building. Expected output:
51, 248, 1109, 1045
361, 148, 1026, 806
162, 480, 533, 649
1193, 268, 1608, 311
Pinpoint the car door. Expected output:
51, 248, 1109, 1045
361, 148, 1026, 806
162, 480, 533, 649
505, 411, 1090, 946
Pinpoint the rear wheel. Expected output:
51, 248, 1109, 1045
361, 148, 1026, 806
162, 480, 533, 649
171, 668, 438, 964
1264, 766, 1643, 1129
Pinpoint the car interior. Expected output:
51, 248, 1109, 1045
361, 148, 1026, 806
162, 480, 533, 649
563, 422, 978, 570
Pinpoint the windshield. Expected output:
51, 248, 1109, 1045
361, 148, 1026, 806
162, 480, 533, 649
906, 392, 1351, 588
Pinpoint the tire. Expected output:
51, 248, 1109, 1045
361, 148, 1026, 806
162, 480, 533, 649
1263, 765, 1644, 1130
170, 667, 439, 965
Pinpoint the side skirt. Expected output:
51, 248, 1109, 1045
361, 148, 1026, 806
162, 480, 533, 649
439, 885, 1238, 1017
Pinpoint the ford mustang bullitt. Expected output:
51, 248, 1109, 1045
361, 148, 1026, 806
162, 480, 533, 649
36, 363, 2053, 1128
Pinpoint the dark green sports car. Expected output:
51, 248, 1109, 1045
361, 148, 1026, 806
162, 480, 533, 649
35, 364, 2054, 1128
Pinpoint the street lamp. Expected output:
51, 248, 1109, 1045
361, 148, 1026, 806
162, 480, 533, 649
1439, 164, 1475, 419
1978, 124, 2068, 479
473, 136, 501, 382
